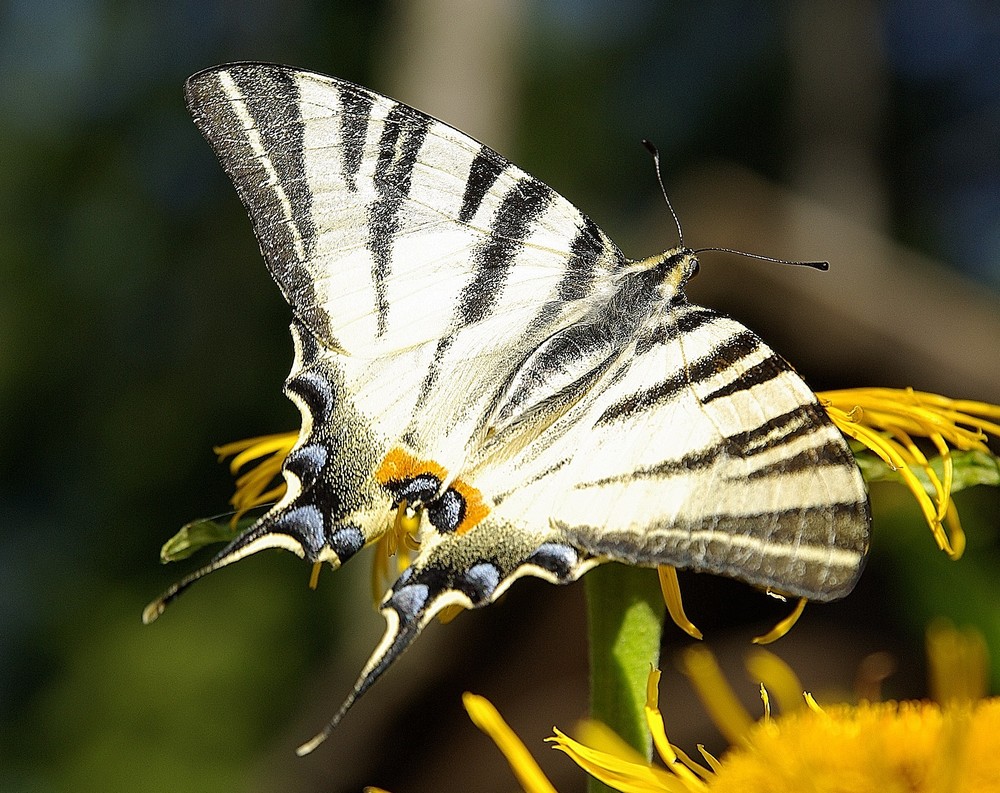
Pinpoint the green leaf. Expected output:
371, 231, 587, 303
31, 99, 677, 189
854, 448, 1000, 494
158, 517, 247, 563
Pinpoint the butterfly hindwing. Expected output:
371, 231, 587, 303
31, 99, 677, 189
150, 62, 871, 751
296, 512, 601, 754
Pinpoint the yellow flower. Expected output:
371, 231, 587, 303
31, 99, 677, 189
705, 699, 1000, 792
817, 387, 1000, 560
466, 623, 1000, 793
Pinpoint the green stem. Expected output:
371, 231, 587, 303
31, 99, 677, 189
585, 563, 665, 791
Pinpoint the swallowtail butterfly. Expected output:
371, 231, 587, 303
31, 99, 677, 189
145, 63, 870, 753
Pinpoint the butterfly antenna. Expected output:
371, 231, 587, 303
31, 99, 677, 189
641, 139, 684, 248
639, 140, 827, 271
693, 246, 829, 272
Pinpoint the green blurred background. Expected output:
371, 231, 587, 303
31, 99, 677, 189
1, 2, 998, 791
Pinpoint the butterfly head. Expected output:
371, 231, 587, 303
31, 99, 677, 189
635, 246, 700, 298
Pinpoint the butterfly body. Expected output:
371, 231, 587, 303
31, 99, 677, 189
147, 63, 870, 752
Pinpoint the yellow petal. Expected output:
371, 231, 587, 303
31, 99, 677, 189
679, 646, 754, 745
752, 598, 807, 645
926, 620, 989, 704
658, 566, 703, 640
549, 727, 688, 792
214, 431, 297, 525
744, 649, 805, 715
642, 669, 709, 788
462, 693, 559, 793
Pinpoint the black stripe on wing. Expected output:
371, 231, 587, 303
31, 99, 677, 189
726, 402, 841, 454
229, 67, 317, 262
492, 455, 574, 505
337, 87, 374, 192
521, 214, 625, 343
742, 439, 854, 479
459, 147, 505, 223
577, 404, 847, 487
558, 216, 608, 301
185, 64, 330, 340
597, 326, 764, 425
460, 176, 555, 325
700, 356, 786, 404
368, 104, 432, 336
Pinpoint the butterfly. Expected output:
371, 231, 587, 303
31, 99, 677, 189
144, 63, 870, 754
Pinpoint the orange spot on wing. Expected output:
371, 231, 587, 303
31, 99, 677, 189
375, 447, 447, 485
451, 478, 490, 535
375, 446, 490, 535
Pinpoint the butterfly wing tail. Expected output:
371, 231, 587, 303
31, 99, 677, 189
142, 508, 352, 624
296, 518, 599, 753
295, 574, 462, 755
295, 606, 418, 755
142, 556, 227, 624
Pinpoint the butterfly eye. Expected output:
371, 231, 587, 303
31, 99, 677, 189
689, 258, 700, 278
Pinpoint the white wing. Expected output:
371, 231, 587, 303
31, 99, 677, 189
497, 301, 869, 600
148, 63, 870, 754
185, 63, 625, 476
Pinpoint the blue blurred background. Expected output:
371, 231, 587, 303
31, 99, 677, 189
1, 1, 998, 791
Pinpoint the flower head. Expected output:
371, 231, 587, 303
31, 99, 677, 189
707, 699, 1000, 792
818, 388, 1000, 559
466, 622, 1000, 793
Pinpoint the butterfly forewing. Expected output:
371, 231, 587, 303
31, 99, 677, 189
185, 63, 624, 474
154, 63, 871, 751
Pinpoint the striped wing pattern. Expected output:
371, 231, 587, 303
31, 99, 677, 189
148, 63, 870, 752
519, 304, 868, 597
184, 65, 624, 479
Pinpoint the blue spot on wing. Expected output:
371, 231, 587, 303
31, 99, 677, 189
460, 562, 501, 602
389, 583, 430, 620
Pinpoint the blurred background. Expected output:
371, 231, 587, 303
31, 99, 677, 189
1, 1, 998, 791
